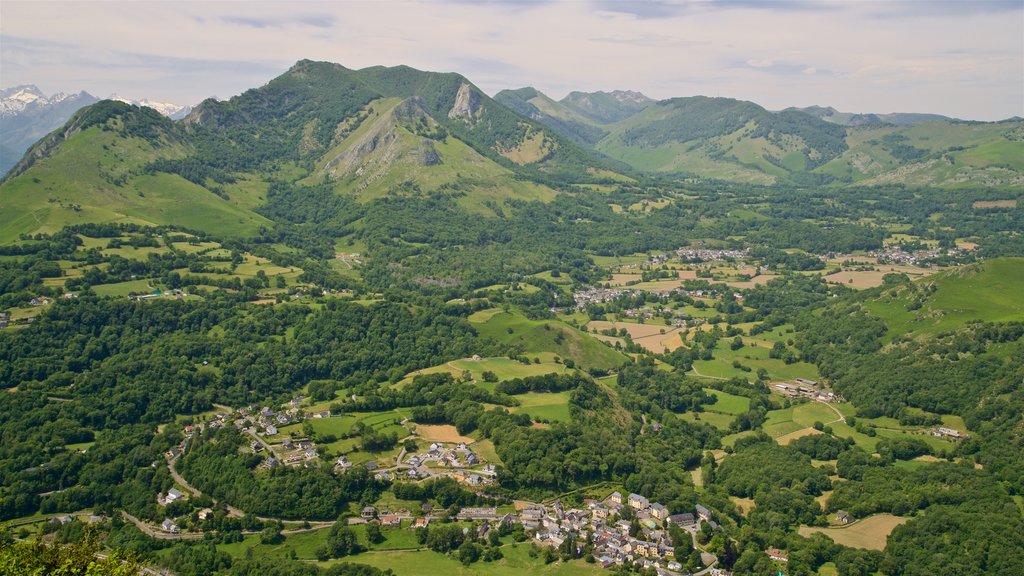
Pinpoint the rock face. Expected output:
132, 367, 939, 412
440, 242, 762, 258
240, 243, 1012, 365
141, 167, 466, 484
324, 97, 444, 188
448, 82, 482, 124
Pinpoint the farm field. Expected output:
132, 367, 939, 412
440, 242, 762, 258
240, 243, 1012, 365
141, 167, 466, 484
762, 402, 844, 440
398, 356, 572, 391
413, 424, 475, 444
510, 391, 573, 423
690, 337, 820, 382
336, 541, 605, 576
824, 262, 939, 289
799, 514, 909, 550
586, 320, 685, 353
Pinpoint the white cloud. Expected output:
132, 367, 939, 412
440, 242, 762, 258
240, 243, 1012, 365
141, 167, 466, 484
0, 0, 1020, 120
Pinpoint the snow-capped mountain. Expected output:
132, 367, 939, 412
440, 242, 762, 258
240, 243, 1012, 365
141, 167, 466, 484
109, 95, 192, 120
0, 85, 96, 118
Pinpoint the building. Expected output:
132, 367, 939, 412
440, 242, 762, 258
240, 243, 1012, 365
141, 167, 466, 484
362, 507, 377, 519
766, 548, 788, 562
609, 491, 623, 505
696, 504, 712, 521
649, 502, 669, 521
837, 511, 852, 524
668, 513, 695, 526
165, 488, 184, 503
161, 519, 179, 533
628, 493, 649, 510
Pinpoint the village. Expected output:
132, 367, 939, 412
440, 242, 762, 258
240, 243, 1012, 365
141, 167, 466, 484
157, 409, 753, 575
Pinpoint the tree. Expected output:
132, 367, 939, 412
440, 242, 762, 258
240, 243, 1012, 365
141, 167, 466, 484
366, 522, 384, 545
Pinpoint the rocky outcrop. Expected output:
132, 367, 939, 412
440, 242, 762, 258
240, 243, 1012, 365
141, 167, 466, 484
448, 83, 482, 125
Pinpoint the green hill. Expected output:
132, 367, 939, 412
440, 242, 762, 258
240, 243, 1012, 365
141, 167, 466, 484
864, 258, 1024, 340
594, 96, 849, 183
0, 101, 270, 243
469, 308, 628, 372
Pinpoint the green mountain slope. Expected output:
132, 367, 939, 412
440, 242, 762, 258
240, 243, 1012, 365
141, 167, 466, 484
0, 102, 270, 243
863, 258, 1024, 340
817, 120, 1024, 188
594, 96, 848, 184
787, 105, 956, 127
494, 87, 609, 145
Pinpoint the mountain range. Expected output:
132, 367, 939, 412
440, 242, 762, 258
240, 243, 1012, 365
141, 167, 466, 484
0, 85, 190, 177
1, 60, 1021, 243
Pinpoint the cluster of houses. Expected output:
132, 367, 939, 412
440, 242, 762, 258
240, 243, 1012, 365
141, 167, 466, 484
773, 379, 842, 402
396, 442, 495, 485
871, 245, 957, 267
573, 287, 639, 309
523, 491, 718, 573
673, 248, 749, 263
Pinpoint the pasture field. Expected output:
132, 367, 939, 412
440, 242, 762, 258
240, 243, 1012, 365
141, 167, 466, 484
679, 411, 734, 430
398, 356, 571, 392
799, 514, 909, 550
763, 402, 843, 440
511, 391, 573, 423
704, 389, 751, 415
91, 279, 155, 296
824, 265, 937, 289
690, 337, 820, 382
776, 427, 823, 445
587, 320, 684, 353
336, 541, 605, 576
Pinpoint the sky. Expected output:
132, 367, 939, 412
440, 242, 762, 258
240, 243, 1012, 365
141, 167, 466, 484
1, 0, 1022, 121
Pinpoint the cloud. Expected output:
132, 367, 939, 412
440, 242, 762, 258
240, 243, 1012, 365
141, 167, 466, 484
0, 0, 1020, 120
220, 13, 337, 29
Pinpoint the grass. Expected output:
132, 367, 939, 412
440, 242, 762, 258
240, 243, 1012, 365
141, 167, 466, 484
511, 391, 573, 423
798, 514, 909, 550
690, 337, 819, 382
864, 258, 1024, 340
336, 540, 605, 576
0, 125, 269, 242
91, 279, 154, 297
704, 389, 751, 415
762, 402, 843, 439
680, 411, 734, 430
470, 308, 627, 372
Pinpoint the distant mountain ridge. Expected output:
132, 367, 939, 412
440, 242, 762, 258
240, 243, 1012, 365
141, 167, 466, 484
786, 105, 957, 127
497, 86, 1022, 188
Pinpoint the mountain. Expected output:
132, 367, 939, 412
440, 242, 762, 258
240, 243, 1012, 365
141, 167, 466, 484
0, 61, 622, 241
559, 89, 654, 124
0, 86, 100, 178
787, 105, 956, 127
494, 87, 610, 145
0, 85, 191, 178
110, 95, 192, 120
506, 92, 1024, 188
592, 95, 850, 184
